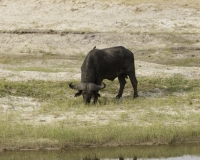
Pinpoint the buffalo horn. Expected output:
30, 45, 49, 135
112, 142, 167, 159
88, 82, 106, 91
69, 82, 86, 90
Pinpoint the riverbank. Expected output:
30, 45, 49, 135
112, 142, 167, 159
1, 144, 200, 160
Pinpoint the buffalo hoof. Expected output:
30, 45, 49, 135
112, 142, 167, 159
115, 95, 121, 99
93, 100, 97, 104
134, 94, 139, 98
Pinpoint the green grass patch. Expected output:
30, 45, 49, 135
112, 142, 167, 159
139, 75, 199, 93
0, 80, 70, 101
8, 66, 63, 72
0, 75, 200, 148
0, 53, 84, 65
0, 75, 199, 103
135, 47, 200, 67
1, 122, 200, 148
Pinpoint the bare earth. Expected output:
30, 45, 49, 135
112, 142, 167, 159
0, 0, 200, 149
1, 0, 200, 80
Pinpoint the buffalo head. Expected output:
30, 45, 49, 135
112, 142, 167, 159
69, 82, 106, 103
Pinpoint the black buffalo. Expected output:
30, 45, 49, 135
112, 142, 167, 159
69, 46, 138, 103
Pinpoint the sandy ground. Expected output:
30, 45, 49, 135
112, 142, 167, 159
0, 0, 200, 129
1, 0, 200, 33
1, 0, 200, 53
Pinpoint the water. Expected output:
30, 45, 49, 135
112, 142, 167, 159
0, 144, 200, 160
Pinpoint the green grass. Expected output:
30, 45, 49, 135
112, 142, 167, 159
8, 66, 63, 72
0, 75, 199, 102
0, 53, 84, 65
0, 75, 200, 149
1, 121, 200, 148
0, 80, 70, 102
135, 47, 200, 67
0, 42, 200, 149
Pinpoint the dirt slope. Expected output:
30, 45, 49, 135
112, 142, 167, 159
1, 0, 200, 33
0, 0, 200, 82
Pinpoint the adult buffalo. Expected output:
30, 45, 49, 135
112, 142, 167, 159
69, 46, 138, 103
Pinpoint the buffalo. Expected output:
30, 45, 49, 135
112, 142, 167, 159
69, 46, 138, 103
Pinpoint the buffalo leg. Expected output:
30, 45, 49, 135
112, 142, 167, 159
93, 92, 100, 104
116, 74, 126, 98
128, 72, 138, 98
93, 79, 103, 103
